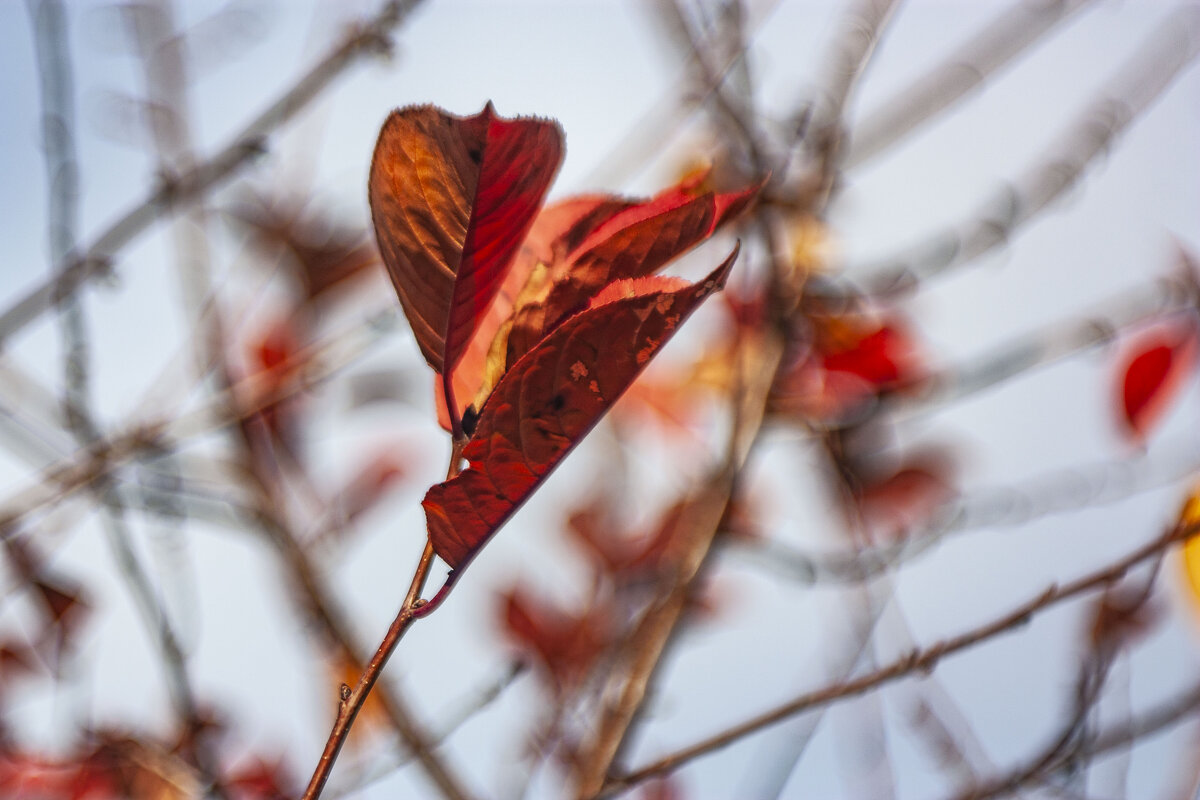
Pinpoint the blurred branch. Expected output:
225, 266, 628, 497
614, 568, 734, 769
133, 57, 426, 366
744, 437, 1200, 586
25, 0, 222, 791
572, 286, 788, 797
600, 520, 1198, 795
0, 0, 424, 349
796, 0, 899, 197
841, 6, 1200, 297
656, 0, 769, 173
844, 0, 1098, 169
888, 271, 1196, 419
0, 306, 398, 539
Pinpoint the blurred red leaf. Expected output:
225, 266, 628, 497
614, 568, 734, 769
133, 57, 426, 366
369, 102, 564, 428
334, 451, 408, 524
1118, 319, 1199, 440
851, 455, 955, 541
500, 588, 612, 693
424, 251, 737, 571
0, 750, 117, 800
243, 318, 305, 455
0, 636, 40, 687
232, 195, 380, 302
227, 756, 295, 800
771, 316, 924, 424
821, 321, 917, 389
566, 498, 683, 578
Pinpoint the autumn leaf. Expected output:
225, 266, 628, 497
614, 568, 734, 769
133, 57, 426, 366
423, 249, 738, 571
233, 194, 380, 303
502, 180, 760, 370
438, 180, 759, 431
369, 102, 564, 430
500, 587, 613, 693
1177, 484, 1200, 622
1117, 318, 1199, 441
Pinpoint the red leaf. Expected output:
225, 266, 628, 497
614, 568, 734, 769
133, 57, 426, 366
853, 462, 954, 541
821, 322, 915, 388
500, 588, 612, 692
423, 249, 737, 571
369, 102, 564, 420
504, 181, 759, 368
233, 195, 380, 302
1118, 320, 1199, 440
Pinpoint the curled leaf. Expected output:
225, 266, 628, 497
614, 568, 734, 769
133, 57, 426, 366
423, 249, 738, 571
504, 181, 760, 370
369, 102, 564, 425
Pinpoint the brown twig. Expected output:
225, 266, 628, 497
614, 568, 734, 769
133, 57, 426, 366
0, 0, 424, 349
599, 520, 1200, 795
300, 440, 471, 800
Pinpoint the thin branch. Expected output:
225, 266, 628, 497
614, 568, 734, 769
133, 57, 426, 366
302, 440, 470, 800
0, 0, 424, 349
326, 660, 527, 799
801, 0, 900, 163
842, 6, 1200, 297
656, 0, 768, 174
600, 520, 1199, 795
948, 605, 1179, 800
844, 0, 1099, 169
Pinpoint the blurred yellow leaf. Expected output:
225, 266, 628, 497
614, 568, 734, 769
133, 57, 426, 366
1180, 485, 1200, 605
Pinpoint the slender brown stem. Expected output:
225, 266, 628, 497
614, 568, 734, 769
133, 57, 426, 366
301, 540, 439, 800
301, 439, 468, 800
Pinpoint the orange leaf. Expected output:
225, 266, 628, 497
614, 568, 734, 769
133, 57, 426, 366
423, 249, 738, 571
1118, 319, 1199, 440
369, 103, 563, 427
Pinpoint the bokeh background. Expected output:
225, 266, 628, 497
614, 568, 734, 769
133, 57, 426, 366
1, 0, 1199, 797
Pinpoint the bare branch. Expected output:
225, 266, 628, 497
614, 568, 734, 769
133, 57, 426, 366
887, 272, 1196, 419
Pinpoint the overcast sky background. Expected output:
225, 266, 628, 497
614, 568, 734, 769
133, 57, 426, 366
1, 1, 1199, 798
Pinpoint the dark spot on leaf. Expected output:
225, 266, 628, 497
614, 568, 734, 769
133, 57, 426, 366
461, 404, 479, 437
467, 145, 482, 164
549, 394, 566, 412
